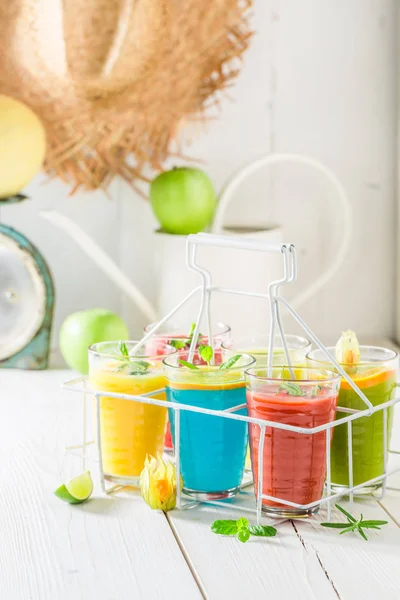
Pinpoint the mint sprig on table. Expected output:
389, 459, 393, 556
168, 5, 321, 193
211, 517, 277, 543
320, 504, 388, 541
115, 341, 151, 375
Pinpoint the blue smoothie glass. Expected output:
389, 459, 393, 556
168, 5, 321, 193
163, 352, 255, 500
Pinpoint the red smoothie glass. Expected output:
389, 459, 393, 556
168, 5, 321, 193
246, 366, 341, 517
144, 322, 231, 451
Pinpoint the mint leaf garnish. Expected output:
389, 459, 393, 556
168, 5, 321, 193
168, 339, 187, 350
311, 384, 322, 397
199, 344, 213, 365
248, 525, 277, 537
129, 360, 151, 375
211, 517, 277, 544
178, 359, 199, 370
211, 520, 238, 535
188, 323, 196, 338
320, 504, 388, 541
115, 343, 150, 375
116, 360, 151, 375
118, 341, 129, 357
278, 382, 303, 396
220, 354, 241, 370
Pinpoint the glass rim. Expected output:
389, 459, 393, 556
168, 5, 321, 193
163, 351, 256, 371
144, 321, 231, 337
307, 345, 398, 365
88, 340, 177, 360
245, 365, 342, 384
221, 333, 311, 351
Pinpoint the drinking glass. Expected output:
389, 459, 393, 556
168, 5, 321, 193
163, 351, 255, 500
222, 334, 311, 367
307, 346, 398, 492
89, 341, 175, 484
223, 334, 311, 470
145, 321, 231, 450
246, 366, 340, 517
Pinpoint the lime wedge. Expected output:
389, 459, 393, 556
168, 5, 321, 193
54, 471, 93, 504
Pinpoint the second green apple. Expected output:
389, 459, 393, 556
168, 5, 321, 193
150, 167, 216, 235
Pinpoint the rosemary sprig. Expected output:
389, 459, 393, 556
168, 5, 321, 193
320, 504, 388, 541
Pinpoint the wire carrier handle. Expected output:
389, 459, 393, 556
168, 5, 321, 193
188, 232, 292, 255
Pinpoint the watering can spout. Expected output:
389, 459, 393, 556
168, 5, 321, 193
40, 210, 158, 322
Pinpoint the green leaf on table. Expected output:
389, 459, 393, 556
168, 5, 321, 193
236, 517, 249, 530
248, 525, 277, 537
199, 344, 213, 365
178, 359, 199, 370
220, 354, 242, 370
211, 520, 238, 535
278, 382, 303, 396
335, 504, 357, 523
359, 520, 388, 527
237, 528, 251, 543
320, 504, 388, 541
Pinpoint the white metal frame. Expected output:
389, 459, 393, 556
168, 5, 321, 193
63, 234, 400, 523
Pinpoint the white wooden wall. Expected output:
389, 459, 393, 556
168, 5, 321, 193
0, 0, 397, 361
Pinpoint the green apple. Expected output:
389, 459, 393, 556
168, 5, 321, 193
150, 167, 216, 234
59, 308, 129, 374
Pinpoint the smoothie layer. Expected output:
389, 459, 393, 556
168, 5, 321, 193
90, 368, 167, 478
247, 386, 337, 508
167, 378, 247, 492
331, 368, 396, 487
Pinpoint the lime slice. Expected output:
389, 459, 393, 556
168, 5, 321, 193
54, 471, 93, 504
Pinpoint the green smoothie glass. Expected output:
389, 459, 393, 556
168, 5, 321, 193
221, 334, 311, 367
307, 346, 398, 493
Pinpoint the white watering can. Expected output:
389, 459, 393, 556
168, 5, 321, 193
41, 153, 351, 333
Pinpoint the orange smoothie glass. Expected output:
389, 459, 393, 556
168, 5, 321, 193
246, 366, 340, 517
89, 341, 176, 485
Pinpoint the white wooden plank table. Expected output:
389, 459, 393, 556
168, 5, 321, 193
1, 368, 400, 600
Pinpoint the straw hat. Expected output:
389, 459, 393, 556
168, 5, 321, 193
0, 0, 252, 194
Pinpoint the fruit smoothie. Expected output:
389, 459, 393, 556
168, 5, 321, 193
145, 322, 231, 451
308, 346, 398, 491
246, 367, 340, 517
89, 341, 175, 483
222, 335, 312, 471
163, 352, 255, 499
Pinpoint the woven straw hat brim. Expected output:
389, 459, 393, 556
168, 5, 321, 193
0, 0, 252, 193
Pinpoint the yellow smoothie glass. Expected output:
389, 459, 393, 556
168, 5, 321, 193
89, 341, 176, 484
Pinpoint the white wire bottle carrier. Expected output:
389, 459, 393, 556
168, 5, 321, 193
63, 233, 400, 523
